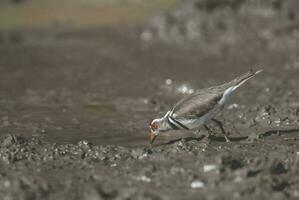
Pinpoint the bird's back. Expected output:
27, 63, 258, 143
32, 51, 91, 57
171, 85, 226, 119
171, 69, 262, 120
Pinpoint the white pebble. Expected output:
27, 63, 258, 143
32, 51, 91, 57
293, 190, 299, 197
190, 180, 204, 189
203, 164, 217, 172
228, 103, 239, 110
234, 176, 242, 183
135, 175, 151, 183
165, 79, 172, 85
3, 180, 10, 188
177, 84, 194, 94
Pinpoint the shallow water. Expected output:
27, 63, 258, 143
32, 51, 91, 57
0, 35, 297, 148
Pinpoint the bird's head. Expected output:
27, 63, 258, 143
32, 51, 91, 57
149, 118, 162, 145
149, 111, 171, 145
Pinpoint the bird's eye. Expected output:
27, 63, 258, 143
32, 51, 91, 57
150, 122, 158, 131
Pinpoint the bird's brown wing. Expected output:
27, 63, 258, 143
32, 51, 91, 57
171, 86, 225, 119
171, 69, 262, 120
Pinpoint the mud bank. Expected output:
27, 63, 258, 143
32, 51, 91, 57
0, 131, 298, 200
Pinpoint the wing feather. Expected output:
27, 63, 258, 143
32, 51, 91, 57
171, 86, 224, 119
171, 69, 262, 120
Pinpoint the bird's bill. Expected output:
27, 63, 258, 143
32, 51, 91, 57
149, 131, 157, 145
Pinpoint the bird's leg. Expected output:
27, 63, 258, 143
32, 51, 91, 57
211, 118, 230, 142
201, 125, 221, 150
203, 125, 213, 140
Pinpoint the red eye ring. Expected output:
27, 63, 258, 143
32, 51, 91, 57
151, 122, 158, 130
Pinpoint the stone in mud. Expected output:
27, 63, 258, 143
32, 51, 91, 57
81, 185, 104, 200
271, 178, 289, 192
174, 139, 193, 152
142, 163, 157, 174
170, 166, 185, 175
195, 0, 245, 11
270, 161, 287, 174
131, 148, 144, 159
78, 140, 92, 149
140, 191, 162, 200
0, 134, 16, 147
203, 164, 217, 172
246, 169, 262, 178
247, 132, 260, 143
220, 156, 243, 171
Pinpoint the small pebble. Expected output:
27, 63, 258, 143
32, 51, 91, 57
292, 190, 299, 197
228, 103, 239, 110
190, 180, 204, 189
233, 176, 242, 183
165, 79, 172, 85
203, 164, 217, 172
3, 180, 10, 188
177, 84, 194, 94
135, 175, 151, 183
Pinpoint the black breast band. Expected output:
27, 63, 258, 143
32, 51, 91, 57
168, 115, 189, 130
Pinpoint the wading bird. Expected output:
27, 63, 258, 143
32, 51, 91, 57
149, 69, 262, 145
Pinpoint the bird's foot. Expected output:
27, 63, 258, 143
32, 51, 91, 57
201, 136, 220, 152
211, 118, 231, 142
224, 135, 231, 142
222, 130, 231, 142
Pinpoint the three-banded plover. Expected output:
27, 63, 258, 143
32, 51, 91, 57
149, 69, 263, 145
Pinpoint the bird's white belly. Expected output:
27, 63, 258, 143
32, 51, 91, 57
176, 103, 224, 130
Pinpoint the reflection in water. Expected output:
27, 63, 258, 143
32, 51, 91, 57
0, 103, 149, 146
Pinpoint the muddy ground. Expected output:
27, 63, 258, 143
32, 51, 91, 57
0, 0, 299, 199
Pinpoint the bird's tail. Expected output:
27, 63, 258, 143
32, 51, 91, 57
227, 69, 263, 90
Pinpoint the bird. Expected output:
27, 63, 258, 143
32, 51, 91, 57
149, 69, 263, 145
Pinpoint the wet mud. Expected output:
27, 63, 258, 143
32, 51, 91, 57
0, 0, 299, 199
